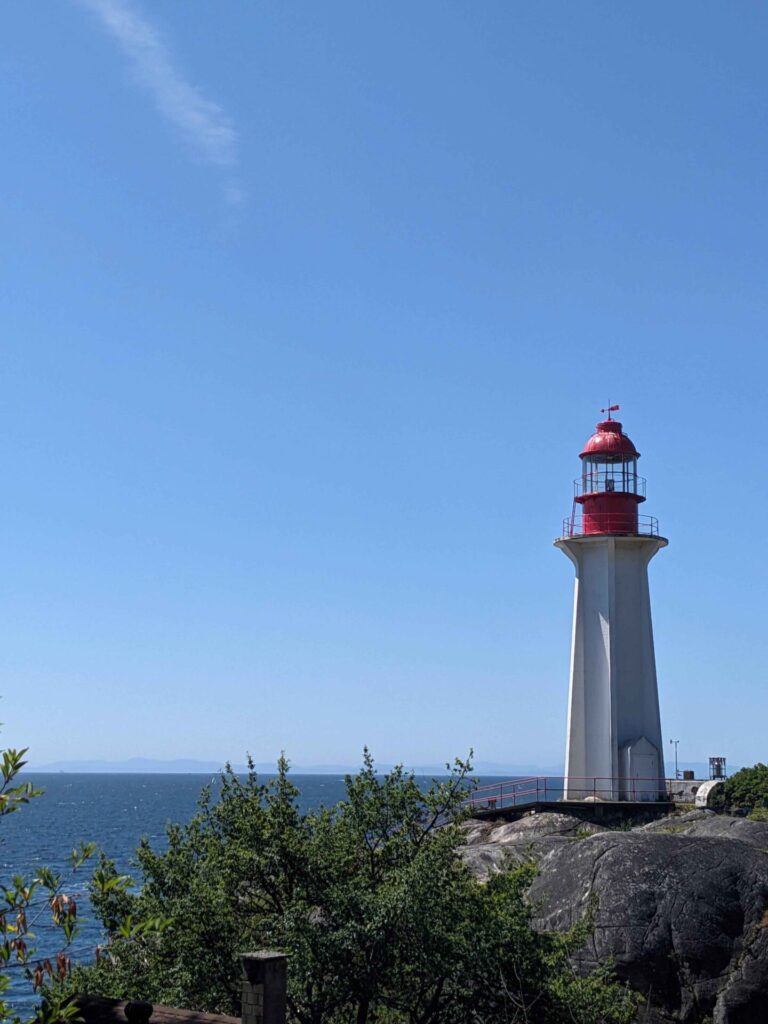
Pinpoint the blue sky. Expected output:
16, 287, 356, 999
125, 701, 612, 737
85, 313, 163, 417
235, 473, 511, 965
3, 1, 767, 771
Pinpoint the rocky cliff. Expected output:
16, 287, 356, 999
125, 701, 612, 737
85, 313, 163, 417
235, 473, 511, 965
461, 810, 768, 1024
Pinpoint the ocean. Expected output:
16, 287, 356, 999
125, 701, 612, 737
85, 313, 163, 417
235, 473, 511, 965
4, 772, 506, 1015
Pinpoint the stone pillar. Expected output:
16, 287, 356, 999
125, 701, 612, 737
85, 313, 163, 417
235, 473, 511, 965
241, 951, 288, 1024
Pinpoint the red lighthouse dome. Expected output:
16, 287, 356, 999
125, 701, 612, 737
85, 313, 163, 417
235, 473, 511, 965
580, 419, 638, 459
563, 408, 659, 538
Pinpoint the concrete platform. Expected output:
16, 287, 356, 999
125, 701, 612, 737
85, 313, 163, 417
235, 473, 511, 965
471, 798, 676, 827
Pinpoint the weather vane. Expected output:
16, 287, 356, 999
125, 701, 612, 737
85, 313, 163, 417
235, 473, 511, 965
601, 403, 620, 421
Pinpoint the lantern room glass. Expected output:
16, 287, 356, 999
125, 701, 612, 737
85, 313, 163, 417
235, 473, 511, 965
581, 455, 639, 496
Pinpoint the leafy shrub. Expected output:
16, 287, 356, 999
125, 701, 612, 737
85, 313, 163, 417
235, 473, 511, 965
0, 746, 94, 1024
711, 763, 768, 815
73, 752, 637, 1024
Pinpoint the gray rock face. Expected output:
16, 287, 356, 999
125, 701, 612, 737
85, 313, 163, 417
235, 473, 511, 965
638, 811, 768, 849
461, 811, 768, 1022
459, 811, 605, 881
531, 831, 768, 1022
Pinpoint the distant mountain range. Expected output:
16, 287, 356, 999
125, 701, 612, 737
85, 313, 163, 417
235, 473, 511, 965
28, 756, 566, 776
26, 757, 732, 777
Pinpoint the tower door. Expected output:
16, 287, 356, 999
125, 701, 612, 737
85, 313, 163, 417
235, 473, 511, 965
620, 737, 662, 801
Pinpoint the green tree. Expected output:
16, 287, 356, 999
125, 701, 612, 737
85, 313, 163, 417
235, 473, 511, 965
711, 763, 768, 817
75, 753, 636, 1024
0, 746, 95, 1024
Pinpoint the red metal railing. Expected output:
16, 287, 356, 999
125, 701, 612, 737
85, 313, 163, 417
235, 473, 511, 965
561, 513, 659, 538
465, 775, 672, 812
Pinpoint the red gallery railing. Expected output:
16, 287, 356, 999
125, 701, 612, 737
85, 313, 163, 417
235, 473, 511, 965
561, 513, 660, 538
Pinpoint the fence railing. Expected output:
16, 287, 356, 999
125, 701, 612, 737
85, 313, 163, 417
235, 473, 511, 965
561, 513, 659, 538
465, 775, 673, 812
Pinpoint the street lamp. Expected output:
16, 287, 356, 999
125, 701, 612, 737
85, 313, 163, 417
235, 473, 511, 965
669, 738, 680, 780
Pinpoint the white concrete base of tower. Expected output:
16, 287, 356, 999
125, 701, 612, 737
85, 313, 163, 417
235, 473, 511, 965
555, 534, 668, 802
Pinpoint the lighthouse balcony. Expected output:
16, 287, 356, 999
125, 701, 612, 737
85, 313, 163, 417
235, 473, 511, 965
562, 512, 660, 538
573, 472, 646, 499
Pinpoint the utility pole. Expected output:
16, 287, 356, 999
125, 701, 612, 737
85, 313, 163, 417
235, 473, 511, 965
669, 738, 680, 780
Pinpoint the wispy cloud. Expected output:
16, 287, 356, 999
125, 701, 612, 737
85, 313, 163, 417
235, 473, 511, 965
76, 0, 243, 201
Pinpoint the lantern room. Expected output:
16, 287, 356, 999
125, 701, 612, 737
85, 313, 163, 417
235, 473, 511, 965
564, 409, 658, 537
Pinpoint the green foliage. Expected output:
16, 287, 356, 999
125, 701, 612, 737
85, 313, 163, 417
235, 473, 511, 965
75, 751, 637, 1024
0, 745, 95, 1024
712, 763, 768, 814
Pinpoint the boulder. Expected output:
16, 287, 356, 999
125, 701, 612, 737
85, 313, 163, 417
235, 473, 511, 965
528, 828, 768, 1023
638, 810, 768, 849
460, 811, 605, 880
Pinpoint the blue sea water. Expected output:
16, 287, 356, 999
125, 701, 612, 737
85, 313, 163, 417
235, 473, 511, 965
3, 772, 506, 1015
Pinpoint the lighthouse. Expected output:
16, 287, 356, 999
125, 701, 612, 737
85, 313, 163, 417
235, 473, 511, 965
556, 408, 667, 802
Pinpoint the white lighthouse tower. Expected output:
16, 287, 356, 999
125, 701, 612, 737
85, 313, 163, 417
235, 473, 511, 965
556, 408, 667, 802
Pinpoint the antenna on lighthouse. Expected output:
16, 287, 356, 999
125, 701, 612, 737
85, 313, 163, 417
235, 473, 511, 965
601, 403, 620, 420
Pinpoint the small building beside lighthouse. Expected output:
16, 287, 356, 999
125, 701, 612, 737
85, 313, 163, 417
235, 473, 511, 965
556, 409, 667, 802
